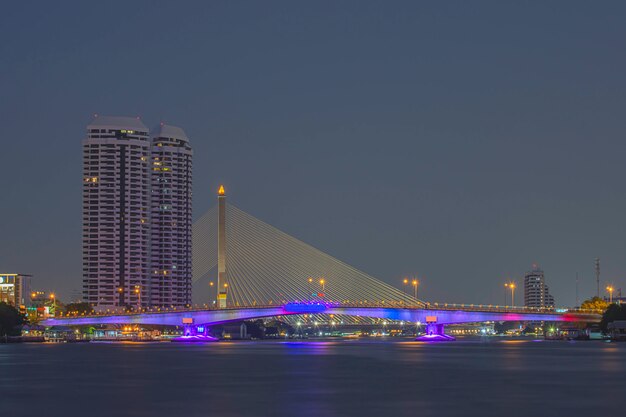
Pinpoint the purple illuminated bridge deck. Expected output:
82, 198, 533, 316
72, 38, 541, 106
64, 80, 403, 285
41, 303, 600, 329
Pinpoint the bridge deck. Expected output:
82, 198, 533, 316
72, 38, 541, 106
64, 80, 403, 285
41, 304, 601, 328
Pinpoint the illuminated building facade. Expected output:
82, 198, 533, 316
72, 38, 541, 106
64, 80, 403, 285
0, 273, 32, 307
82, 117, 193, 309
524, 264, 555, 308
28, 290, 54, 319
149, 124, 193, 306
82, 116, 151, 309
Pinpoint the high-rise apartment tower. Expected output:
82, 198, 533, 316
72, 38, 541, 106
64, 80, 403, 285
523, 264, 555, 309
82, 116, 192, 309
150, 124, 193, 306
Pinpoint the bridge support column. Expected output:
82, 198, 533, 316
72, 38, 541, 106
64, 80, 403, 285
173, 324, 218, 342
416, 323, 455, 342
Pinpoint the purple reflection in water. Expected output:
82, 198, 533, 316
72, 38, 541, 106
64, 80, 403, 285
171, 335, 219, 342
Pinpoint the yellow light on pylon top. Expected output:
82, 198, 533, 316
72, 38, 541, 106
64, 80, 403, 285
218, 185, 225, 196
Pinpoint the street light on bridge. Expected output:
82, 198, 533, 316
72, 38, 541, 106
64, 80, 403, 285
505, 282, 516, 306
402, 277, 419, 299
503, 283, 508, 305
320, 279, 325, 292
134, 285, 141, 311
510, 282, 516, 306
207, 281, 217, 306
49, 293, 56, 316
606, 285, 614, 303
412, 279, 419, 300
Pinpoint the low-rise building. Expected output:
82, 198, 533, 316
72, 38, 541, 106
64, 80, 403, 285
0, 273, 32, 308
27, 290, 57, 320
607, 321, 626, 341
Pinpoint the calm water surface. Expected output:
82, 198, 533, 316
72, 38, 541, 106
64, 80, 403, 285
1, 337, 625, 417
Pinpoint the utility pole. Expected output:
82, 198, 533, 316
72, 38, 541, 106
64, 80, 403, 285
576, 272, 580, 307
594, 258, 600, 298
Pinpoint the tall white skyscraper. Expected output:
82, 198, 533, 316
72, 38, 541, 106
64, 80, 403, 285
150, 124, 193, 306
82, 116, 192, 309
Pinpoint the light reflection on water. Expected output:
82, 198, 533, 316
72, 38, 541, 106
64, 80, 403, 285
1, 337, 625, 417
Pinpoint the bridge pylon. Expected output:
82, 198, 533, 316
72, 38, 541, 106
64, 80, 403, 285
217, 185, 227, 308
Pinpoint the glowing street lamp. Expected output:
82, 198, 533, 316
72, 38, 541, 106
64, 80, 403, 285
412, 279, 419, 300
510, 283, 516, 306
505, 282, 516, 306
49, 293, 56, 316
402, 278, 409, 296
134, 285, 141, 310
503, 283, 508, 305
320, 279, 325, 292
606, 286, 614, 303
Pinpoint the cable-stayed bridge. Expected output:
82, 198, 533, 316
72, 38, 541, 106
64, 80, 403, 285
43, 190, 601, 341
192, 202, 424, 308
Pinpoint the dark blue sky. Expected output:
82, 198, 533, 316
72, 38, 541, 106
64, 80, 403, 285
2, 1, 626, 305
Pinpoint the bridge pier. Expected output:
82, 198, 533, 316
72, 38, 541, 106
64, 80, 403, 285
173, 324, 218, 342
416, 323, 455, 342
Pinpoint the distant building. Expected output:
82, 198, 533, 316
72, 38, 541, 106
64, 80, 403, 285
603, 295, 625, 305
28, 290, 54, 320
0, 273, 32, 307
524, 264, 555, 308
30, 290, 51, 307
82, 116, 192, 309
607, 320, 626, 341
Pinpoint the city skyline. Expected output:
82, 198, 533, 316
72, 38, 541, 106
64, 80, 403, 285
2, 2, 626, 306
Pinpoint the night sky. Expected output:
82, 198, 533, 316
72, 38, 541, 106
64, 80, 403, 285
2, 1, 626, 305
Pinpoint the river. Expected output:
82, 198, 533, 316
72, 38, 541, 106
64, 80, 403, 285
1, 337, 624, 417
